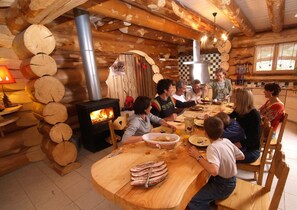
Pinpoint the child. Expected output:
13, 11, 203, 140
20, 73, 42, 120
188, 117, 245, 210
216, 111, 246, 144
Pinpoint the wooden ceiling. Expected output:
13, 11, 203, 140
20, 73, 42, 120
1, 0, 297, 49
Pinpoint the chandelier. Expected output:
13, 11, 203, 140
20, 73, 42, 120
200, 12, 228, 48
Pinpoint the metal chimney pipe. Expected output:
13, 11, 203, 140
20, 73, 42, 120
184, 40, 210, 84
193, 40, 200, 62
74, 8, 102, 100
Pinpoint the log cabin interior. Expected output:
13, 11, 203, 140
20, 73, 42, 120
0, 0, 297, 209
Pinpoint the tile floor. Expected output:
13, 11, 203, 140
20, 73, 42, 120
1, 122, 297, 210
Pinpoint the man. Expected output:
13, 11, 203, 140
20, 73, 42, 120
186, 79, 208, 102
151, 79, 196, 121
173, 80, 187, 102
208, 68, 232, 101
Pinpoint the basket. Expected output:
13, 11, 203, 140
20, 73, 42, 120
142, 133, 180, 150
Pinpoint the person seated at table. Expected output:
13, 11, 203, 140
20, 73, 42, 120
173, 80, 187, 102
188, 117, 245, 210
186, 79, 208, 102
208, 68, 232, 101
151, 79, 196, 121
216, 111, 246, 144
259, 83, 285, 132
121, 96, 176, 145
230, 88, 261, 163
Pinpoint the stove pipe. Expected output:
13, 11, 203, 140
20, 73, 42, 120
74, 8, 102, 100
185, 40, 210, 84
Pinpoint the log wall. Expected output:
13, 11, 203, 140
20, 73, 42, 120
229, 28, 297, 81
0, 15, 180, 175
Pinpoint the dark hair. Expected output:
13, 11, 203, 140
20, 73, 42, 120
156, 79, 173, 95
176, 80, 187, 90
264, 83, 281, 96
204, 117, 224, 140
133, 96, 151, 115
191, 79, 201, 85
215, 112, 230, 128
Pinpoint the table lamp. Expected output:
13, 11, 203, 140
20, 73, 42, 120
0, 65, 16, 108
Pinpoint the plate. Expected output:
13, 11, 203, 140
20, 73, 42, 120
190, 105, 204, 111
189, 135, 210, 147
194, 119, 204, 127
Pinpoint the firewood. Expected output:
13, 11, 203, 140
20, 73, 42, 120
32, 102, 68, 125
20, 54, 57, 79
26, 76, 65, 104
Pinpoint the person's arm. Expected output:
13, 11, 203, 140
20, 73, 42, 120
188, 146, 219, 176
233, 145, 245, 160
122, 136, 143, 145
160, 119, 176, 132
121, 120, 142, 144
175, 99, 196, 108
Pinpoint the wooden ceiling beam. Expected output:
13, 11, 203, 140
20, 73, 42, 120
5, 0, 88, 35
96, 20, 127, 32
265, 0, 285, 33
121, 0, 226, 35
207, 0, 255, 37
79, 0, 203, 40
118, 24, 190, 45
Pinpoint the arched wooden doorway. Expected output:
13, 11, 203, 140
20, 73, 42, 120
106, 50, 163, 108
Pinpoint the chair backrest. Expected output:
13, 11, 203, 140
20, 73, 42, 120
108, 114, 128, 150
257, 122, 274, 185
276, 113, 288, 145
265, 144, 290, 210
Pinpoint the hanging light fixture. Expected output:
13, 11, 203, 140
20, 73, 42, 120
200, 12, 228, 48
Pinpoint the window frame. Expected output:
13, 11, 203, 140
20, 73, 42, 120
253, 42, 297, 75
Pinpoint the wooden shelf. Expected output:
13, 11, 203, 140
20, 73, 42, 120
228, 74, 297, 81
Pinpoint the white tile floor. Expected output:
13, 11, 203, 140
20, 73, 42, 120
1, 122, 297, 210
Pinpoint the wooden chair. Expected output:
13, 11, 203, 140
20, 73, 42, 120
217, 144, 290, 210
236, 122, 274, 185
267, 113, 288, 160
108, 114, 128, 150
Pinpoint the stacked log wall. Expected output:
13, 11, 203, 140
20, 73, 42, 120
229, 28, 297, 80
0, 17, 180, 175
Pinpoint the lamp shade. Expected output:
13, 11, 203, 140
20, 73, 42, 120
0, 66, 16, 84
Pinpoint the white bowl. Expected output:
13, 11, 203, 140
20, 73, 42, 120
142, 133, 180, 150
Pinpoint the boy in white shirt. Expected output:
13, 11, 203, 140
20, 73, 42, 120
187, 116, 245, 210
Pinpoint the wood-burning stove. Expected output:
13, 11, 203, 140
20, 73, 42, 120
76, 98, 120, 152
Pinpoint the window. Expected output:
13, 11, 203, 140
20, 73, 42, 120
254, 42, 297, 74
276, 43, 297, 71
255, 45, 274, 71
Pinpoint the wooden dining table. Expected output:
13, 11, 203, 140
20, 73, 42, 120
91, 103, 233, 210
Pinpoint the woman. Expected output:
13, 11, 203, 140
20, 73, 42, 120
259, 83, 285, 132
209, 68, 232, 101
230, 88, 261, 163
122, 96, 176, 144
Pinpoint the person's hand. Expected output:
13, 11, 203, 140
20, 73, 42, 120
188, 146, 200, 159
168, 124, 176, 132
